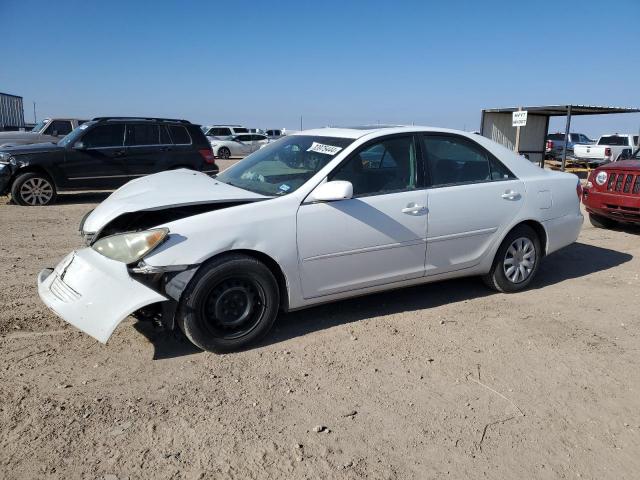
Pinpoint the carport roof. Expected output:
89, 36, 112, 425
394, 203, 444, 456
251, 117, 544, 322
482, 105, 640, 116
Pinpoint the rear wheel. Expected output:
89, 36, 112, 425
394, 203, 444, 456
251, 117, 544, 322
483, 225, 541, 293
177, 254, 279, 353
11, 172, 57, 206
589, 213, 616, 229
218, 147, 231, 159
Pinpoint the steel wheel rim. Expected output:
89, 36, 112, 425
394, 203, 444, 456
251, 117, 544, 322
19, 178, 53, 205
200, 276, 266, 340
503, 237, 536, 284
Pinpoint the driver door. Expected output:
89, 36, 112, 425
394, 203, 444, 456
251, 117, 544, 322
296, 135, 428, 298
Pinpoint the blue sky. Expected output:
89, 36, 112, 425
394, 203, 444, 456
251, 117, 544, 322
2, 0, 639, 136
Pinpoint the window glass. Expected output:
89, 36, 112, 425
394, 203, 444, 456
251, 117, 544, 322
424, 135, 508, 186
330, 136, 417, 197
548, 133, 564, 141
81, 124, 125, 148
126, 124, 160, 146
233, 127, 249, 134
634, 135, 639, 145
236, 134, 252, 142
45, 120, 73, 136
598, 136, 629, 146
160, 126, 171, 144
217, 135, 354, 196
252, 134, 267, 141
210, 127, 231, 136
169, 125, 191, 144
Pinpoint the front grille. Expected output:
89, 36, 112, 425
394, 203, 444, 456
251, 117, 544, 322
605, 171, 640, 196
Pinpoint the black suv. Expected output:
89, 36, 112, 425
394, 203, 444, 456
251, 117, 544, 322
0, 117, 218, 205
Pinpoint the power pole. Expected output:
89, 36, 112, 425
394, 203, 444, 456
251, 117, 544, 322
33, 102, 37, 123
300, 115, 303, 131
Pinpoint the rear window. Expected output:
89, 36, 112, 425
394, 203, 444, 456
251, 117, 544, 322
548, 133, 564, 141
598, 136, 629, 146
233, 127, 249, 134
168, 125, 191, 144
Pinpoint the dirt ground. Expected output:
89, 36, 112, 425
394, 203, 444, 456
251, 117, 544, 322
1, 180, 639, 479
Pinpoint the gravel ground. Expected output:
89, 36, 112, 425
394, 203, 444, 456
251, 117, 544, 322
1, 185, 639, 479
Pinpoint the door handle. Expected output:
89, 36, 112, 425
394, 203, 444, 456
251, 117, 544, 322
402, 203, 427, 215
501, 190, 521, 200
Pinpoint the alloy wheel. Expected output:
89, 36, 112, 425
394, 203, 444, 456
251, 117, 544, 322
19, 178, 54, 205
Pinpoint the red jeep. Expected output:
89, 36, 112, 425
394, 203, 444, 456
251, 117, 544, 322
582, 159, 640, 228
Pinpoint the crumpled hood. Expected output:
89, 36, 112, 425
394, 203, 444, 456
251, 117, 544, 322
84, 169, 267, 233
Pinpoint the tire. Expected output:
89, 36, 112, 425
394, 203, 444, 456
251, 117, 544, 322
218, 147, 231, 159
482, 224, 541, 293
177, 253, 280, 353
589, 213, 616, 229
11, 172, 57, 206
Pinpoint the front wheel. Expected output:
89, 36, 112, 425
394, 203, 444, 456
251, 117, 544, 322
218, 147, 231, 159
11, 172, 57, 206
483, 225, 541, 293
177, 254, 280, 353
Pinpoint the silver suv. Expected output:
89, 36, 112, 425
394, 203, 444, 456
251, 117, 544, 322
0, 118, 88, 147
201, 125, 249, 140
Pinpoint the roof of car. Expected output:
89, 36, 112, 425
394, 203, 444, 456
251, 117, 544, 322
292, 125, 479, 140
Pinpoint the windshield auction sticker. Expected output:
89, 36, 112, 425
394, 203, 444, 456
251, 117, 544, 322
307, 142, 343, 155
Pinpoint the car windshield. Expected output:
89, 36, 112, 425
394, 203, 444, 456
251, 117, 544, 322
57, 122, 95, 147
31, 120, 47, 132
217, 135, 354, 196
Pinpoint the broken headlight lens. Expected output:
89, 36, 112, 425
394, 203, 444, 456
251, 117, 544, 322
91, 228, 169, 264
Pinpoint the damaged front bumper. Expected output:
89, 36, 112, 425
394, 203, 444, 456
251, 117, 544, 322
37, 248, 168, 343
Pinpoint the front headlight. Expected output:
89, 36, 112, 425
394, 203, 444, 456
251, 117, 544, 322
0, 152, 13, 164
92, 228, 169, 263
595, 171, 607, 186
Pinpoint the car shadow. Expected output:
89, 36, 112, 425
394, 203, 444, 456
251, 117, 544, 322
136, 241, 631, 358
55, 191, 111, 205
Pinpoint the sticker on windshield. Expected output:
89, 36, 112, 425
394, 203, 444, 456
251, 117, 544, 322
307, 142, 343, 155
279, 184, 291, 192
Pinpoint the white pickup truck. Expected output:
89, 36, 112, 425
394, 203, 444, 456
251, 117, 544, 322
573, 134, 639, 164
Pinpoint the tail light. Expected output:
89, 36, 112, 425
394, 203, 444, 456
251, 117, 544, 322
198, 148, 216, 164
604, 147, 612, 157
546, 140, 554, 150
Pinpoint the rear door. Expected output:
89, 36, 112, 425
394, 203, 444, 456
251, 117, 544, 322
123, 123, 167, 178
422, 133, 525, 275
235, 134, 254, 156
61, 123, 128, 189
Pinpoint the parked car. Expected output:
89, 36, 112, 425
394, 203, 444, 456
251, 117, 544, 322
0, 118, 88, 147
210, 133, 269, 159
248, 128, 265, 134
582, 157, 640, 228
573, 134, 639, 164
545, 132, 594, 160
37, 126, 583, 352
265, 128, 286, 140
0, 117, 217, 205
202, 125, 249, 140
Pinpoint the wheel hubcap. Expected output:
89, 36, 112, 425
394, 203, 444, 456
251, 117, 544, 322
20, 178, 53, 205
202, 277, 266, 339
503, 237, 536, 284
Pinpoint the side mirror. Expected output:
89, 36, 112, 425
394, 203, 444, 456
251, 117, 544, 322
73, 141, 86, 150
309, 180, 353, 202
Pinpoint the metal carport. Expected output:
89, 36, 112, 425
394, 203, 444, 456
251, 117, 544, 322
480, 105, 640, 170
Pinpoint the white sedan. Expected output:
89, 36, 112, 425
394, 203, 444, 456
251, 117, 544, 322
38, 126, 583, 352
209, 133, 269, 159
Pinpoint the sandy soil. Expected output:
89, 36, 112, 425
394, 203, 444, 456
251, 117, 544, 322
1, 188, 639, 479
